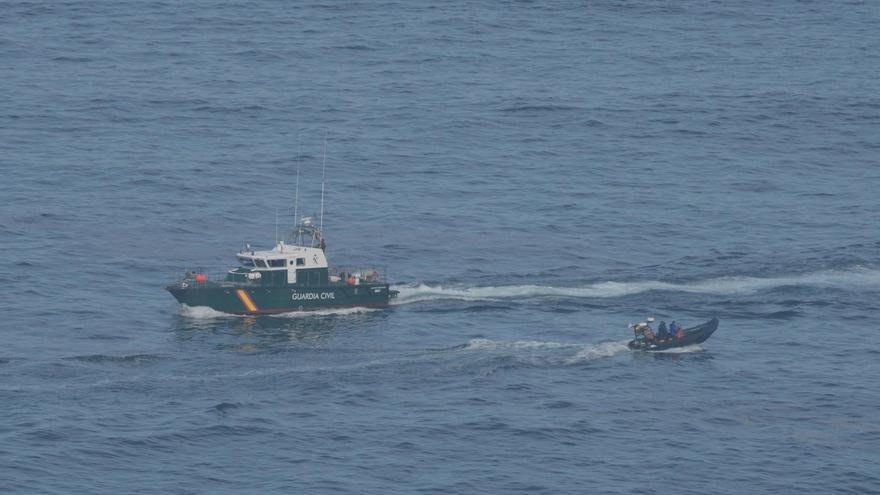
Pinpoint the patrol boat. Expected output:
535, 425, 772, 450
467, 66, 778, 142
166, 217, 397, 314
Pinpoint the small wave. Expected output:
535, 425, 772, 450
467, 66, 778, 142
210, 402, 242, 415
51, 56, 92, 63
67, 354, 169, 365
392, 267, 880, 304
501, 104, 583, 113
764, 310, 801, 319
417, 303, 513, 314
334, 44, 374, 51
194, 103, 270, 113
231, 50, 283, 61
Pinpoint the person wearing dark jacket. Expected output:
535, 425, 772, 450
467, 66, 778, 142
657, 321, 669, 340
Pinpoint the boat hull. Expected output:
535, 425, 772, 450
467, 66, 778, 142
628, 318, 719, 351
166, 283, 395, 315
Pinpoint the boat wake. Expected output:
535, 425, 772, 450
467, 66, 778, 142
459, 338, 631, 365
461, 339, 584, 351
392, 267, 880, 304
564, 340, 632, 364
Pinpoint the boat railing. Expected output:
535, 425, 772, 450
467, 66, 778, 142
169, 267, 242, 287
330, 265, 388, 284
170, 265, 390, 287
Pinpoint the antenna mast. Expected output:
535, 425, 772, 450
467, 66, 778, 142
293, 169, 300, 235
319, 131, 327, 232
293, 133, 301, 244
275, 208, 278, 245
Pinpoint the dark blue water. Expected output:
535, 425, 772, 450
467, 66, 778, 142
3, 1, 880, 493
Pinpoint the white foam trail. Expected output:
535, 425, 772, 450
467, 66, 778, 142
563, 340, 632, 364
462, 339, 584, 351
652, 344, 704, 354
270, 307, 380, 318
392, 267, 880, 304
177, 305, 242, 319
461, 338, 632, 364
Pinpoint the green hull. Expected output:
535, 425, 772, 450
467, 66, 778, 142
166, 282, 394, 315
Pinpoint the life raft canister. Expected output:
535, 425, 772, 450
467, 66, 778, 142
195, 274, 207, 282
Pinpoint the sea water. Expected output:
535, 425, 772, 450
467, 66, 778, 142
1, 1, 879, 493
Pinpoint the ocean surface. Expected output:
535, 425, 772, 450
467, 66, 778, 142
2, 1, 880, 493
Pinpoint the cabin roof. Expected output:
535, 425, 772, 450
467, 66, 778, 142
238, 243, 323, 259
235, 241, 328, 269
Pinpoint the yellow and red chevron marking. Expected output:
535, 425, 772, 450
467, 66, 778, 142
235, 289, 259, 313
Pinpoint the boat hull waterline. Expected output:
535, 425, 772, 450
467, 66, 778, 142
167, 283, 396, 315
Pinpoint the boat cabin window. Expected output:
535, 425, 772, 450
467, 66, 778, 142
268, 259, 285, 268
238, 257, 254, 267
254, 259, 267, 268
296, 258, 305, 266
